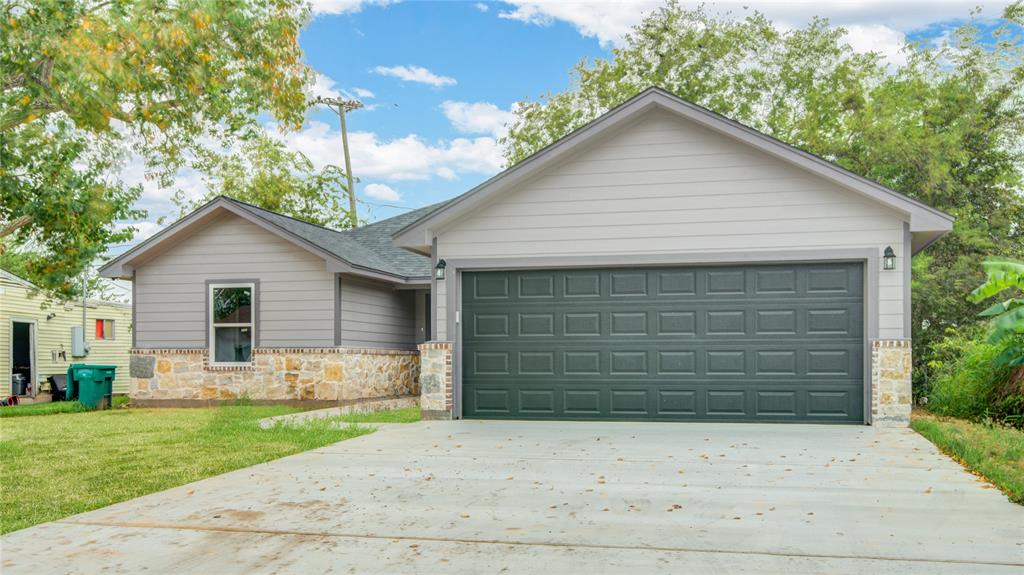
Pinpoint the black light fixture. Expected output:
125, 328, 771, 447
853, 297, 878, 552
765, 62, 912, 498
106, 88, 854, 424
883, 246, 896, 271
435, 259, 447, 280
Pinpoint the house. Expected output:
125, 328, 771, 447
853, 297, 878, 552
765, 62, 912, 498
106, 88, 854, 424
100, 87, 953, 425
1, 269, 133, 399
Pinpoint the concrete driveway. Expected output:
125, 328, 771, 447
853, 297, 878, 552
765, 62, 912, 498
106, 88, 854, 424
4, 421, 1022, 574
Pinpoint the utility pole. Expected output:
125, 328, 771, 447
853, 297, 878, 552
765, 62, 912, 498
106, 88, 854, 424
312, 96, 363, 227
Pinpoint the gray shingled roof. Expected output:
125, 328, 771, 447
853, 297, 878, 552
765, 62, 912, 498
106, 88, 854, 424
228, 198, 440, 281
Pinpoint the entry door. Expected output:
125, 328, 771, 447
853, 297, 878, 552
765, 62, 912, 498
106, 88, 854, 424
11, 320, 36, 396
461, 263, 864, 423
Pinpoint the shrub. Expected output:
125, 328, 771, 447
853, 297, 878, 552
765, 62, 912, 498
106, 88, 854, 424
925, 327, 1024, 426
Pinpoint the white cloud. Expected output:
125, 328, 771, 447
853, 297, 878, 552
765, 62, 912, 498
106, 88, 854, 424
115, 149, 207, 219
309, 72, 342, 100
474, 2, 490, 11
115, 220, 165, 243
498, 1, 660, 47
843, 24, 908, 66
493, 1, 1005, 52
275, 121, 503, 181
308, 0, 395, 15
310, 73, 376, 102
363, 183, 402, 201
441, 101, 516, 138
372, 65, 457, 87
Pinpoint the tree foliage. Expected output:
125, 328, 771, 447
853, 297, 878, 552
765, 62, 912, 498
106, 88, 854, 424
170, 133, 354, 230
1, 0, 313, 299
971, 258, 1024, 367
501, 1, 1024, 383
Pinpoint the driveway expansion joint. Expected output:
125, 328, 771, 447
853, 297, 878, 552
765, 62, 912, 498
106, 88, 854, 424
56, 519, 1024, 569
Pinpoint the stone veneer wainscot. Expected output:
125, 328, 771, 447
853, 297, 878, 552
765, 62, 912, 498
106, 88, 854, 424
871, 339, 912, 426
129, 347, 419, 403
417, 341, 453, 419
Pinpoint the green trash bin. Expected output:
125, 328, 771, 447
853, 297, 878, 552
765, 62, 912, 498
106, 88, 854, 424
66, 364, 116, 409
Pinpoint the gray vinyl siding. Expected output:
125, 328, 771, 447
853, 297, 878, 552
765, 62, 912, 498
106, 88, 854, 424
339, 276, 417, 349
435, 108, 908, 341
134, 212, 336, 348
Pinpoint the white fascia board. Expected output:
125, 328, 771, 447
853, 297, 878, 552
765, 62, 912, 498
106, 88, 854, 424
393, 88, 954, 249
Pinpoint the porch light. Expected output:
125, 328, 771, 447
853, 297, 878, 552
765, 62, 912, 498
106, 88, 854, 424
435, 259, 447, 280
883, 246, 896, 271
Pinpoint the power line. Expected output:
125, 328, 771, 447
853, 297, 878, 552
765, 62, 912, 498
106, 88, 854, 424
362, 201, 417, 211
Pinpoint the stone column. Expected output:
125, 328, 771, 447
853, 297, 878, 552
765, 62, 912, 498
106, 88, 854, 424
871, 339, 912, 426
418, 341, 453, 420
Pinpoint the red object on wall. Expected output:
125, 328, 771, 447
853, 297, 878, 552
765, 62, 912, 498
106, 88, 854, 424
95, 319, 104, 339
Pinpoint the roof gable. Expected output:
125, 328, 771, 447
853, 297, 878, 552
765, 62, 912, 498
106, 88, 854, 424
99, 197, 436, 282
1, 268, 37, 290
393, 87, 953, 251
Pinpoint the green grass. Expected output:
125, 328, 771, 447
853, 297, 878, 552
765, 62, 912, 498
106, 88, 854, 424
330, 406, 421, 423
0, 404, 417, 533
0, 396, 130, 418
912, 410, 1024, 504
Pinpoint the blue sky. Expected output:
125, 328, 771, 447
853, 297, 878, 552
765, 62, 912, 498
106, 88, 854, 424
123, 0, 1013, 244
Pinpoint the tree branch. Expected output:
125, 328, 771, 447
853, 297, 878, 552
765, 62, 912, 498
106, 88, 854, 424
0, 215, 33, 239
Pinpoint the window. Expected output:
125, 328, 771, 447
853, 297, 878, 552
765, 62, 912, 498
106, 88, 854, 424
209, 283, 254, 364
95, 319, 115, 340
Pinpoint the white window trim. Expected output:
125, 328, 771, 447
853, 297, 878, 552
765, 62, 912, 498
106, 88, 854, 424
208, 282, 255, 367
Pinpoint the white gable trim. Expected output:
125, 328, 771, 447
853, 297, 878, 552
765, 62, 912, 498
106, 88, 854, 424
98, 197, 364, 280
0, 268, 37, 290
394, 87, 953, 250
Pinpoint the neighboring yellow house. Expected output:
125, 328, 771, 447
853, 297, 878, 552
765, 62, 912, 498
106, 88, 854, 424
0, 269, 133, 397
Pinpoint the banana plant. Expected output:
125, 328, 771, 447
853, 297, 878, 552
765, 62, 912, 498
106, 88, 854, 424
970, 258, 1024, 367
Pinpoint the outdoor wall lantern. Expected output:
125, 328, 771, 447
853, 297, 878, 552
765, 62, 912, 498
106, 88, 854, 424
883, 246, 896, 271
435, 259, 447, 280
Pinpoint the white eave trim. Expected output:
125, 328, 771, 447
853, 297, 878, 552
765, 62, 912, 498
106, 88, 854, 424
393, 87, 953, 248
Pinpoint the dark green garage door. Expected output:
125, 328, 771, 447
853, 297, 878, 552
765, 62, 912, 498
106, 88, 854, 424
462, 263, 864, 423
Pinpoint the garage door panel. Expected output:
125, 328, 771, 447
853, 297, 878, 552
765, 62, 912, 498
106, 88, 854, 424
465, 305, 863, 340
466, 381, 862, 421
466, 344, 863, 380
463, 263, 864, 422
518, 389, 556, 414
464, 266, 863, 302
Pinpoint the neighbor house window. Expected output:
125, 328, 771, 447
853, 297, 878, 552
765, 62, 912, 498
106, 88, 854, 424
95, 319, 115, 340
209, 283, 255, 364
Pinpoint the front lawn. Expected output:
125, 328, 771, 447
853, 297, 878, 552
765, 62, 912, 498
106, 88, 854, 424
912, 410, 1024, 504
0, 403, 415, 534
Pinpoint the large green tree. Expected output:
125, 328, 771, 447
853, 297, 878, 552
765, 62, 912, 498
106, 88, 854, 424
170, 132, 354, 230
501, 1, 1024, 388
1, 0, 314, 299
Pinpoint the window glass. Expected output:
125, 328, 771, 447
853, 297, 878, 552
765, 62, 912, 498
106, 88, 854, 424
214, 326, 252, 363
213, 287, 251, 323
95, 319, 114, 340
